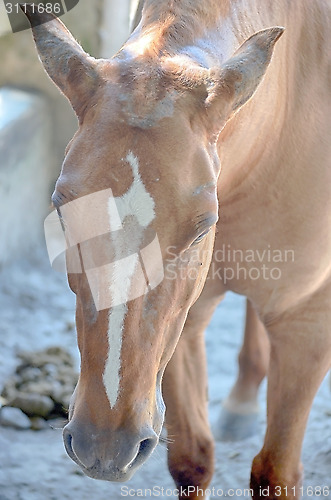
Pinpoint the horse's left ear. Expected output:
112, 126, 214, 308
205, 27, 284, 130
22, 5, 101, 121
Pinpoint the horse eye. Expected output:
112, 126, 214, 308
192, 229, 210, 245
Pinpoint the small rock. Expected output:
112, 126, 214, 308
60, 393, 72, 410
45, 346, 75, 366
52, 384, 74, 406
9, 393, 54, 418
0, 407, 31, 430
19, 380, 57, 397
2, 347, 78, 419
0, 396, 7, 408
1, 377, 20, 400
57, 366, 77, 384
30, 417, 49, 431
42, 363, 57, 378
18, 367, 43, 383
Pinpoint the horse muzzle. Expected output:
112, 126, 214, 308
63, 422, 159, 481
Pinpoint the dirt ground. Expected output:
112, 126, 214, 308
0, 248, 330, 500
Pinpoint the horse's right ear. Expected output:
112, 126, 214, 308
22, 5, 101, 121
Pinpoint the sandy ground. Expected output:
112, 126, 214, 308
0, 248, 330, 500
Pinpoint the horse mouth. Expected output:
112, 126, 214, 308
80, 461, 134, 483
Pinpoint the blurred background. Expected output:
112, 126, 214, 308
0, 2, 330, 499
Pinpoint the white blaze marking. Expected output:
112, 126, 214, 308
115, 151, 156, 227
103, 151, 155, 408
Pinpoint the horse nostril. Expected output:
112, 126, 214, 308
62, 426, 97, 470
131, 436, 158, 469
63, 428, 75, 458
139, 438, 154, 457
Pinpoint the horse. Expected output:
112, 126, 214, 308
23, 1, 331, 498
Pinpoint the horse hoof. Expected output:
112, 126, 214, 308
214, 400, 260, 442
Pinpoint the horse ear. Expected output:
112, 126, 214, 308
22, 5, 101, 120
205, 27, 284, 130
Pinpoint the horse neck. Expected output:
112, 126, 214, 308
133, 0, 233, 58
133, 0, 293, 58
218, 0, 331, 204
138, 0, 232, 34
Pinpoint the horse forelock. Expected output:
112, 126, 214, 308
104, 57, 178, 129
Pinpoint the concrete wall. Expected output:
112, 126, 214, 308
0, 88, 51, 266
0, 0, 134, 161
0, 0, 104, 165
0, 0, 133, 265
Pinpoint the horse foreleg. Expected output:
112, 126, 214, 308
217, 299, 269, 441
251, 289, 331, 499
163, 295, 221, 500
